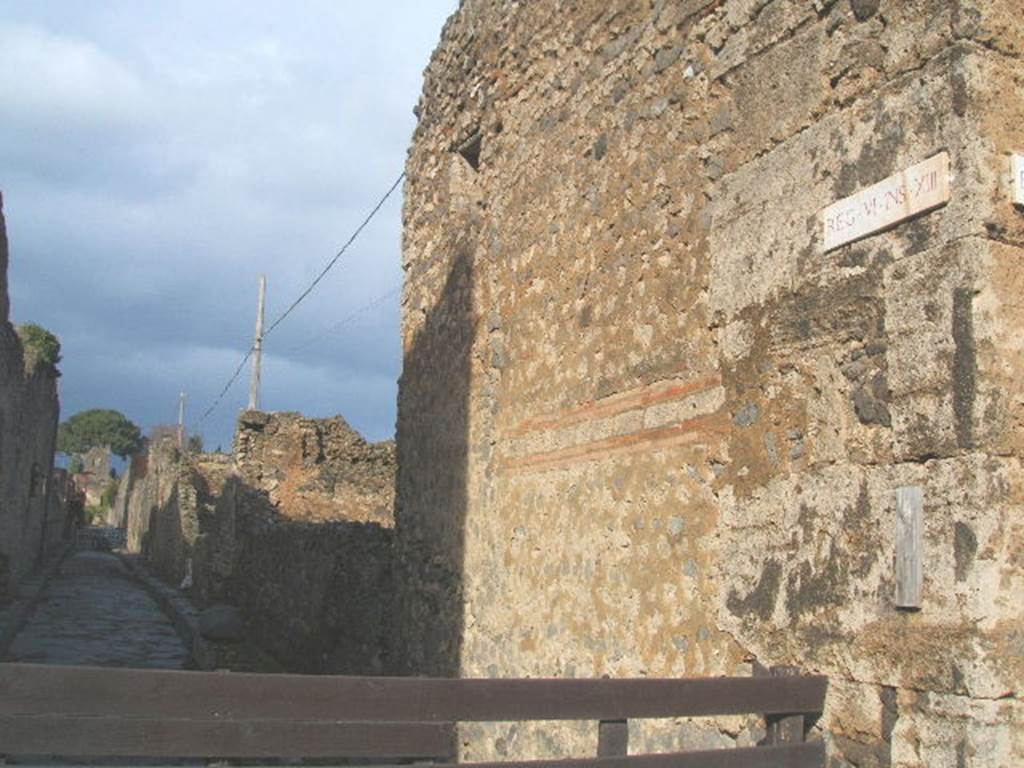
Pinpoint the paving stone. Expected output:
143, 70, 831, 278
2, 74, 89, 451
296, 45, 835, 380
6, 552, 188, 669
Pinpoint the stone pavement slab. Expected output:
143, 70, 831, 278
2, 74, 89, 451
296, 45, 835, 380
6, 551, 188, 669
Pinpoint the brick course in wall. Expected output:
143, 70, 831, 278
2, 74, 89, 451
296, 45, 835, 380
397, 2, 1023, 766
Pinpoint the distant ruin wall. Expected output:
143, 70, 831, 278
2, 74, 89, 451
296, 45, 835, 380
107, 452, 145, 528
77, 444, 113, 508
123, 436, 181, 558
398, 2, 1023, 766
0, 192, 63, 601
121, 411, 396, 672
234, 410, 395, 525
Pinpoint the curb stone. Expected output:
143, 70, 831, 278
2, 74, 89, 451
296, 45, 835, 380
117, 554, 216, 670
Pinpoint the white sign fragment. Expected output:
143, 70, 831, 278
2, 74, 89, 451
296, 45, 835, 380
1012, 154, 1024, 207
895, 485, 923, 610
822, 152, 951, 252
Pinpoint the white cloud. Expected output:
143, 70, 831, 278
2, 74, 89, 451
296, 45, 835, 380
0, 23, 150, 131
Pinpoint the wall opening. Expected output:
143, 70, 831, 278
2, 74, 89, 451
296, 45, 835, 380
457, 132, 482, 171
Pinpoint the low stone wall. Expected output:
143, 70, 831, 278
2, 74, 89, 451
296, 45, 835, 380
120, 411, 396, 672
194, 477, 395, 673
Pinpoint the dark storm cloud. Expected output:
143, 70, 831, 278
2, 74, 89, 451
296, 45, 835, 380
1, 1, 456, 446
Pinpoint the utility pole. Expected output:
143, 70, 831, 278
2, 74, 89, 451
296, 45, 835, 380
177, 391, 187, 449
249, 275, 267, 411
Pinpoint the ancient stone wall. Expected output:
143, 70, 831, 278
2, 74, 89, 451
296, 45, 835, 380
123, 434, 182, 557
147, 451, 231, 587
0, 192, 63, 601
398, 2, 1023, 766
121, 411, 396, 672
193, 477, 396, 673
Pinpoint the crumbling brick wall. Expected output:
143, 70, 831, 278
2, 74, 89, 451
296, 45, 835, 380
398, 2, 1023, 765
0, 192, 63, 602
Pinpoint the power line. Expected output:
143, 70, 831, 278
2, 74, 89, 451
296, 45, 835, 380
262, 172, 404, 339
197, 346, 254, 426
193, 172, 405, 429
287, 283, 401, 355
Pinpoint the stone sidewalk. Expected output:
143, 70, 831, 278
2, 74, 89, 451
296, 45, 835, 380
6, 547, 188, 669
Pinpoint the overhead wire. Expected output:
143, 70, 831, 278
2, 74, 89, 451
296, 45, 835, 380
194, 172, 405, 428
196, 346, 255, 425
262, 171, 404, 339
286, 283, 401, 355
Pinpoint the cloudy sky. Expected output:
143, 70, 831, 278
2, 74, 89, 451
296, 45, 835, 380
1, 1, 457, 450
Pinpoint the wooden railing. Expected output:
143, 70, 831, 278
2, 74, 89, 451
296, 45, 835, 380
0, 663, 826, 765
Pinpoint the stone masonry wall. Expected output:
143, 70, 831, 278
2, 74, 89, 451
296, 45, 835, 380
398, 2, 1023, 766
121, 411, 396, 672
43, 468, 73, 553
0, 192, 63, 602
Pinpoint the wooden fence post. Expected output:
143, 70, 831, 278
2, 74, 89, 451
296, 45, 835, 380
765, 666, 806, 745
597, 719, 629, 756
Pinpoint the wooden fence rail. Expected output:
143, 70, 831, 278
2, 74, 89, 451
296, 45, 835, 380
0, 663, 827, 765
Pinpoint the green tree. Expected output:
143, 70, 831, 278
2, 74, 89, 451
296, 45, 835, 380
187, 434, 204, 453
16, 323, 61, 365
100, 481, 118, 509
57, 409, 144, 459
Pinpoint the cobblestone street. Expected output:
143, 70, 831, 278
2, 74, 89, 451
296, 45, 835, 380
7, 544, 188, 669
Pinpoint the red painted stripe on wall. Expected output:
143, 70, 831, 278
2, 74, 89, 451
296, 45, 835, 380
510, 375, 720, 437
502, 414, 728, 474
